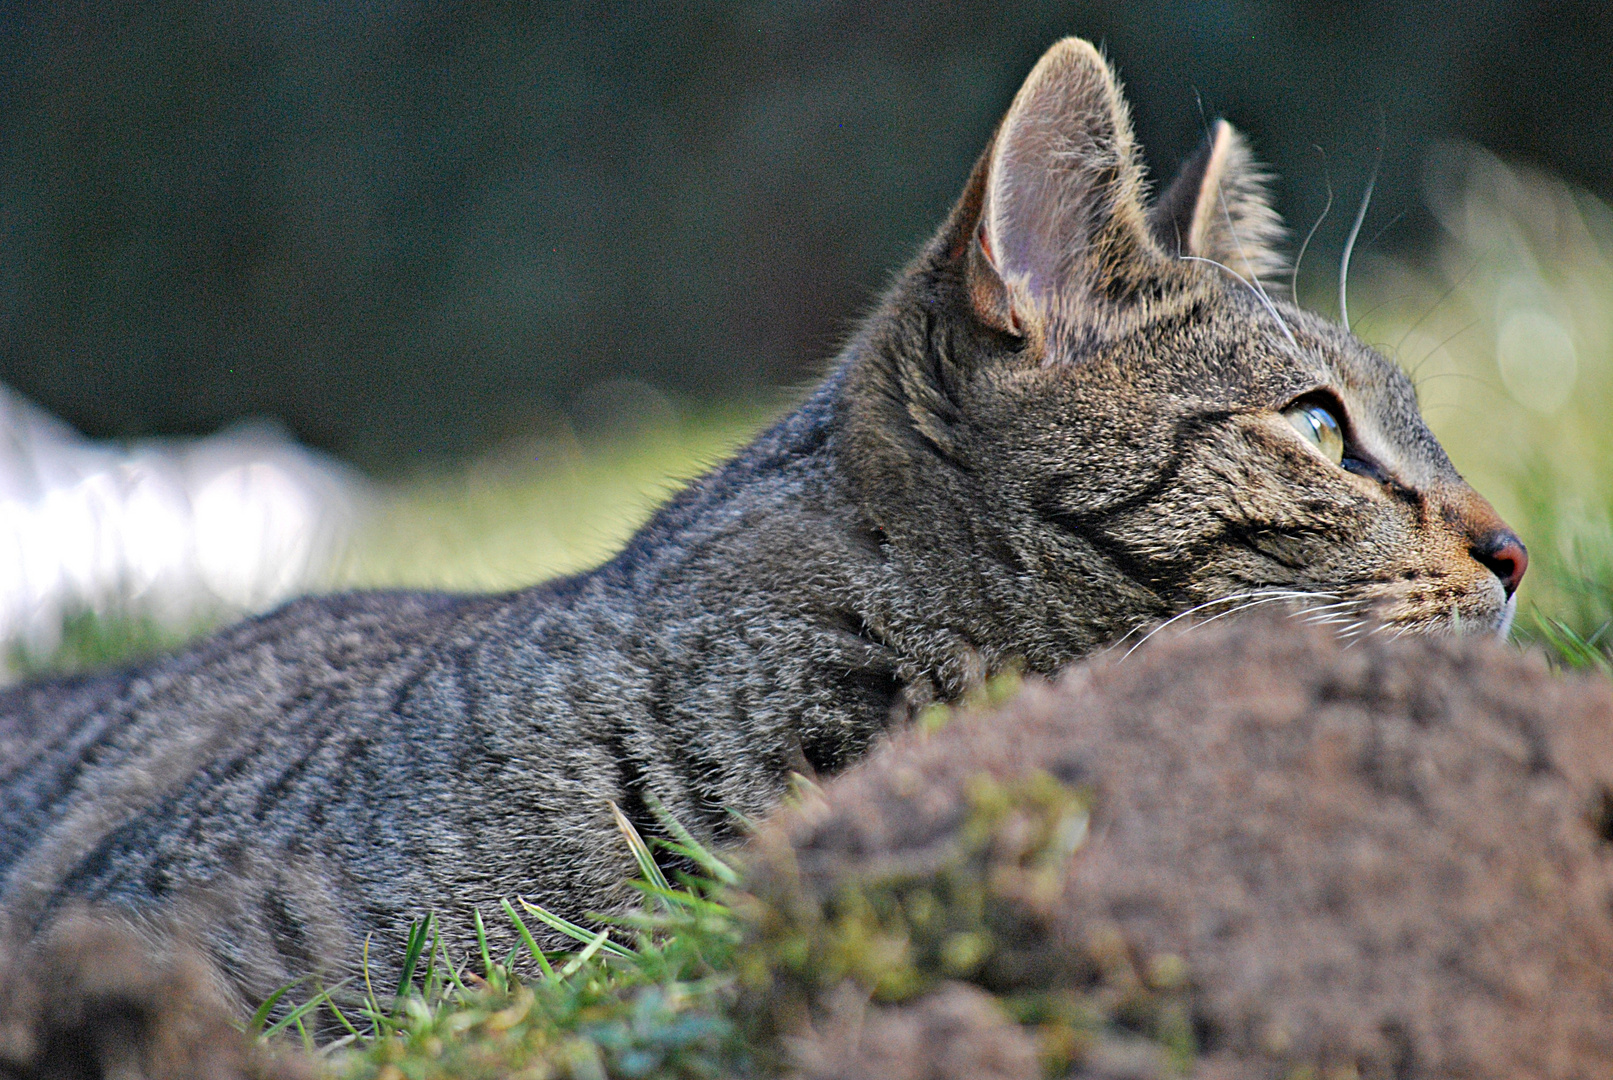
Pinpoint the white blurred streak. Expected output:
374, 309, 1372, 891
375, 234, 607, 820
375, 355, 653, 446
0, 385, 365, 679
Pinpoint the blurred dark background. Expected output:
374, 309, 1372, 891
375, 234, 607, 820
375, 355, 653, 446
0, 1, 1607, 470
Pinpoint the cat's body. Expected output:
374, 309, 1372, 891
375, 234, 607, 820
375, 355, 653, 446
0, 39, 1524, 1004
0, 383, 899, 994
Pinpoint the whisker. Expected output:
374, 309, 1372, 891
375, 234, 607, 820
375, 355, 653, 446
1308, 616, 1354, 628
1344, 295, 1402, 339
1361, 209, 1407, 255
1182, 593, 1351, 639
1297, 597, 1369, 628
1206, 159, 1298, 347
1126, 591, 1291, 637
1411, 371, 1494, 388
1119, 594, 1276, 658
1293, 600, 1360, 617
1291, 148, 1333, 300
1122, 589, 1338, 660
1342, 619, 1383, 646
1413, 319, 1481, 377
1214, 183, 1284, 307
1132, 598, 1281, 649
1338, 150, 1382, 331
1186, 100, 1300, 352
1398, 258, 1479, 369
1180, 255, 1300, 352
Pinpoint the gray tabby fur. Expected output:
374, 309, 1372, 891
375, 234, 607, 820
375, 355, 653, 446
0, 39, 1523, 1007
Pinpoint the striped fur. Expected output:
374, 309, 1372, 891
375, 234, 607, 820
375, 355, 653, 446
0, 39, 1520, 1007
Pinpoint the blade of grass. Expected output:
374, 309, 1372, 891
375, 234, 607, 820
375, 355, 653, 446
318, 983, 362, 1041
361, 933, 384, 1038
1534, 611, 1613, 671
394, 917, 431, 1005
318, 1034, 358, 1057
519, 897, 634, 958
474, 907, 494, 980
502, 898, 558, 980
557, 927, 614, 979
609, 800, 672, 899
421, 917, 441, 999
247, 976, 309, 1036
432, 919, 470, 994
626, 883, 733, 918
647, 793, 739, 885
260, 978, 352, 1040
653, 839, 738, 889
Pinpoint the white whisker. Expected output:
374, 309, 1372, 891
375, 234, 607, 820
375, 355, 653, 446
1121, 588, 1339, 660
1291, 599, 1358, 615
1302, 613, 1351, 627
1215, 186, 1292, 334
1338, 152, 1381, 331
1291, 150, 1332, 299
1179, 255, 1301, 351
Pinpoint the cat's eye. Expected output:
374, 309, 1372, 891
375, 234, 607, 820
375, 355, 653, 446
1283, 403, 1345, 466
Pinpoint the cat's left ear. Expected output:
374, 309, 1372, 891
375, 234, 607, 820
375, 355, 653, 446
1149, 119, 1287, 290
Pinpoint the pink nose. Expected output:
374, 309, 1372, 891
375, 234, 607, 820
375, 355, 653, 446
1471, 530, 1528, 597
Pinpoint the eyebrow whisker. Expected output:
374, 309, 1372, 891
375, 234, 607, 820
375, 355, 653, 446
1180, 254, 1301, 352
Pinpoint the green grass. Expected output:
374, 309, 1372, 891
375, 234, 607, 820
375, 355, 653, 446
339, 402, 777, 593
258, 757, 1190, 1079
263, 802, 752, 1079
7, 604, 216, 680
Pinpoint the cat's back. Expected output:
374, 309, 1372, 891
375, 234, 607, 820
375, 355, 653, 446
0, 588, 489, 921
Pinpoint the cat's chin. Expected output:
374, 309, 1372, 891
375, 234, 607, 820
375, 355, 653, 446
1440, 593, 1516, 640
1494, 593, 1518, 641
1362, 591, 1516, 640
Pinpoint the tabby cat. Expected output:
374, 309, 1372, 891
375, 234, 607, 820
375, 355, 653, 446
0, 38, 1524, 1005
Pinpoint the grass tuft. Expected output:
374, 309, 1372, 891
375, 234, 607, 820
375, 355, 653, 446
256, 766, 1206, 1077
261, 804, 751, 1078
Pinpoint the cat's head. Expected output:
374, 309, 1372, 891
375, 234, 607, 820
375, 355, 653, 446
841, 38, 1525, 669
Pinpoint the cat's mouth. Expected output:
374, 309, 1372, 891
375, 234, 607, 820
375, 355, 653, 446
1495, 593, 1519, 640
1361, 582, 1517, 640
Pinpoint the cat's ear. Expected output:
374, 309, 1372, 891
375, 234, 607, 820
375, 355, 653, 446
962, 38, 1168, 338
1149, 119, 1287, 290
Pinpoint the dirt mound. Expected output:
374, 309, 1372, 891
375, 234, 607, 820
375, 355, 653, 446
0, 910, 307, 1080
740, 612, 1613, 1079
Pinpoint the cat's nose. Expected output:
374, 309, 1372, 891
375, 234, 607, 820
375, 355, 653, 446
1444, 487, 1528, 597
1471, 529, 1528, 597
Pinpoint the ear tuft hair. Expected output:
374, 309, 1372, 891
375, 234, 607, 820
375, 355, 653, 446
1150, 119, 1288, 292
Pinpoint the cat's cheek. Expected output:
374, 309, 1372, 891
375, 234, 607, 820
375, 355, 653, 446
1235, 415, 1376, 501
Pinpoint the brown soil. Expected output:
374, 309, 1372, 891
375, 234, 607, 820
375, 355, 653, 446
742, 612, 1613, 1079
0, 910, 308, 1080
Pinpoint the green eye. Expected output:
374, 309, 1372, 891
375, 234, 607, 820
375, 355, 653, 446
1283, 402, 1345, 466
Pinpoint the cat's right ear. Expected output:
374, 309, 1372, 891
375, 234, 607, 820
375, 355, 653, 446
953, 39, 1168, 344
